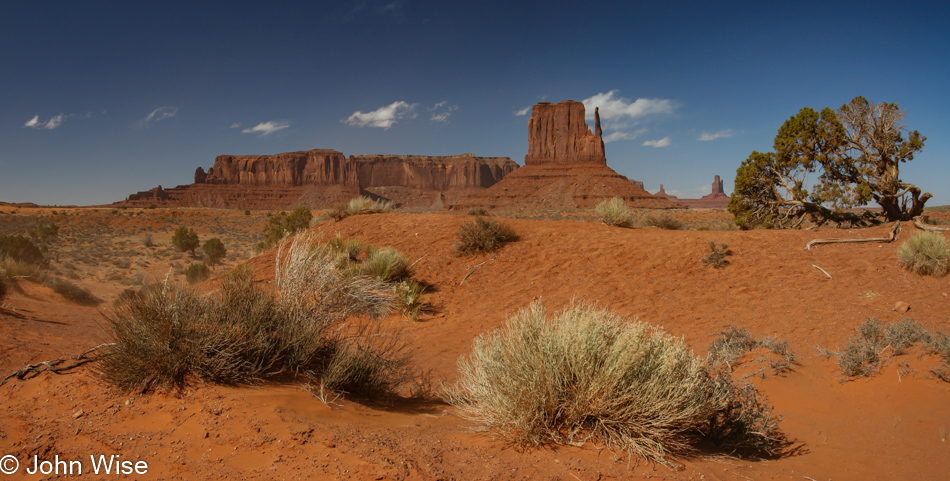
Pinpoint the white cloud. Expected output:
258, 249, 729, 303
698, 129, 734, 141
642, 137, 671, 148
514, 106, 531, 116
428, 101, 458, 123
143, 106, 178, 126
242, 120, 290, 136
24, 114, 67, 130
603, 128, 647, 143
581, 90, 676, 128
229, 123, 242, 129
344, 101, 417, 129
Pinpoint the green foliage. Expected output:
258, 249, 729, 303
444, 302, 785, 464
284, 206, 313, 234
897, 232, 949, 277
171, 226, 200, 255
0, 235, 47, 267
185, 263, 211, 284
730, 97, 929, 228
701, 241, 732, 268
594, 197, 634, 227
202, 238, 227, 268
454, 216, 519, 255
260, 206, 313, 249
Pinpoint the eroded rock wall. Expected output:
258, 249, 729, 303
524, 101, 606, 165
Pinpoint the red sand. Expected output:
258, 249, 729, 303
2, 212, 949, 480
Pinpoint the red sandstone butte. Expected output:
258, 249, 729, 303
656, 175, 730, 209
118, 150, 517, 210
454, 100, 683, 210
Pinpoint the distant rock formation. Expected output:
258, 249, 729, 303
118, 150, 517, 210
656, 175, 730, 209
453, 100, 683, 210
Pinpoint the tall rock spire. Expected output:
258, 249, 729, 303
524, 100, 607, 165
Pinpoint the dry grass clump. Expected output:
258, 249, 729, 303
701, 241, 732, 268
595, 197, 634, 227
185, 263, 211, 284
466, 208, 491, 216
897, 232, 949, 277
329, 196, 394, 221
44, 277, 101, 306
102, 234, 412, 398
641, 212, 684, 230
355, 247, 412, 282
707, 325, 797, 375
835, 318, 950, 380
444, 302, 785, 464
396, 279, 426, 321
454, 216, 519, 255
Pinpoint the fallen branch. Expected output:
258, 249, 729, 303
912, 215, 950, 233
459, 256, 497, 285
0, 342, 115, 387
804, 221, 901, 251
811, 265, 832, 280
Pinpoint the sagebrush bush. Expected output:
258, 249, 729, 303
102, 234, 405, 396
185, 263, 211, 284
444, 302, 785, 464
641, 212, 685, 230
454, 216, 519, 255
897, 232, 949, 277
329, 196, 394, 221
701, 241, 732, 268
0, 235, 47, 267
834, 318, 950, 380
595, 197, 634, 227
837, 319, 884, 377
707, 325, 796, 375
45, 277, 101, 306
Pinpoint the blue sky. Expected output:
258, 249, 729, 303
2, 1, 948, 206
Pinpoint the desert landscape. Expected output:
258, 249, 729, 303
2, 98, 949, 481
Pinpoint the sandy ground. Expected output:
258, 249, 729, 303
1, 209, 949, 480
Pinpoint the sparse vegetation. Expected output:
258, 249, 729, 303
454, 216, 519, 255
396, 279, 425, 321
466, 207, 491, 216
44, 276, 101, 306
897, 232, 949, 277
260, 206, 313, 249
172, 226, 200, 256
834, 318, 950, 380
184, 263, 211, 284
0, 235, 47, 267
328, 196, 394, 221
641, 212, 684, 230
594, 197, 634, 227
701, 240, 732, 268
28, 223, 60, 242
707, 325, 797, 375
102, 235, 409, 397
202, 238, 227, 268
356, 247, 412, 282
445, 302, 785, 464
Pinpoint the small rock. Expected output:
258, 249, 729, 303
73, 410, 85, 419
893, 301, 910, 313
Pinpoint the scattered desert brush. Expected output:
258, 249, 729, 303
595, 197, 634, 227
329, 196, 394, 221
466, 208, 491, 216
640, 212, 684, 230
834, 318, 950, 380
185, 263, 211, 284
707, 325, 797, 375
0, 234, 47, 267
44, 277, 101, 306
897, 232, 949, 277
102, 234, 412, 398
454, 216, 519, 255
701, 240, 732, 268
444, 302, 785, 464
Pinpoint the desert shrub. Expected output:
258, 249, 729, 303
0, 235, 47, 267
244, 210, 251, 216
708, 325, 759, 366
185, 263, 211, 284
357, 247, 412, 282
701, 241, 732, 268
396, 279, 425, 321
260, 207, 313, 249
0, 275, 7, 300
897, 232, 949, 277
595, 197, 634, 227
102, 235, 400, 394
444, 302, 785, 464
641, 212, 684, 230
44, 277, 101, 306
28, 223, 60, 242
203, 238, 227, 268
284, 206, 312, 234
329, 196, 394, 221
883, 319, 932, 355
142, 232, 155, 248
454, 216, 519, 255
172, 226, 200, 256
320, 324, 411, 400
327, 236, 365, 262
467, 207, 491, 216
837, 319, 884, 377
